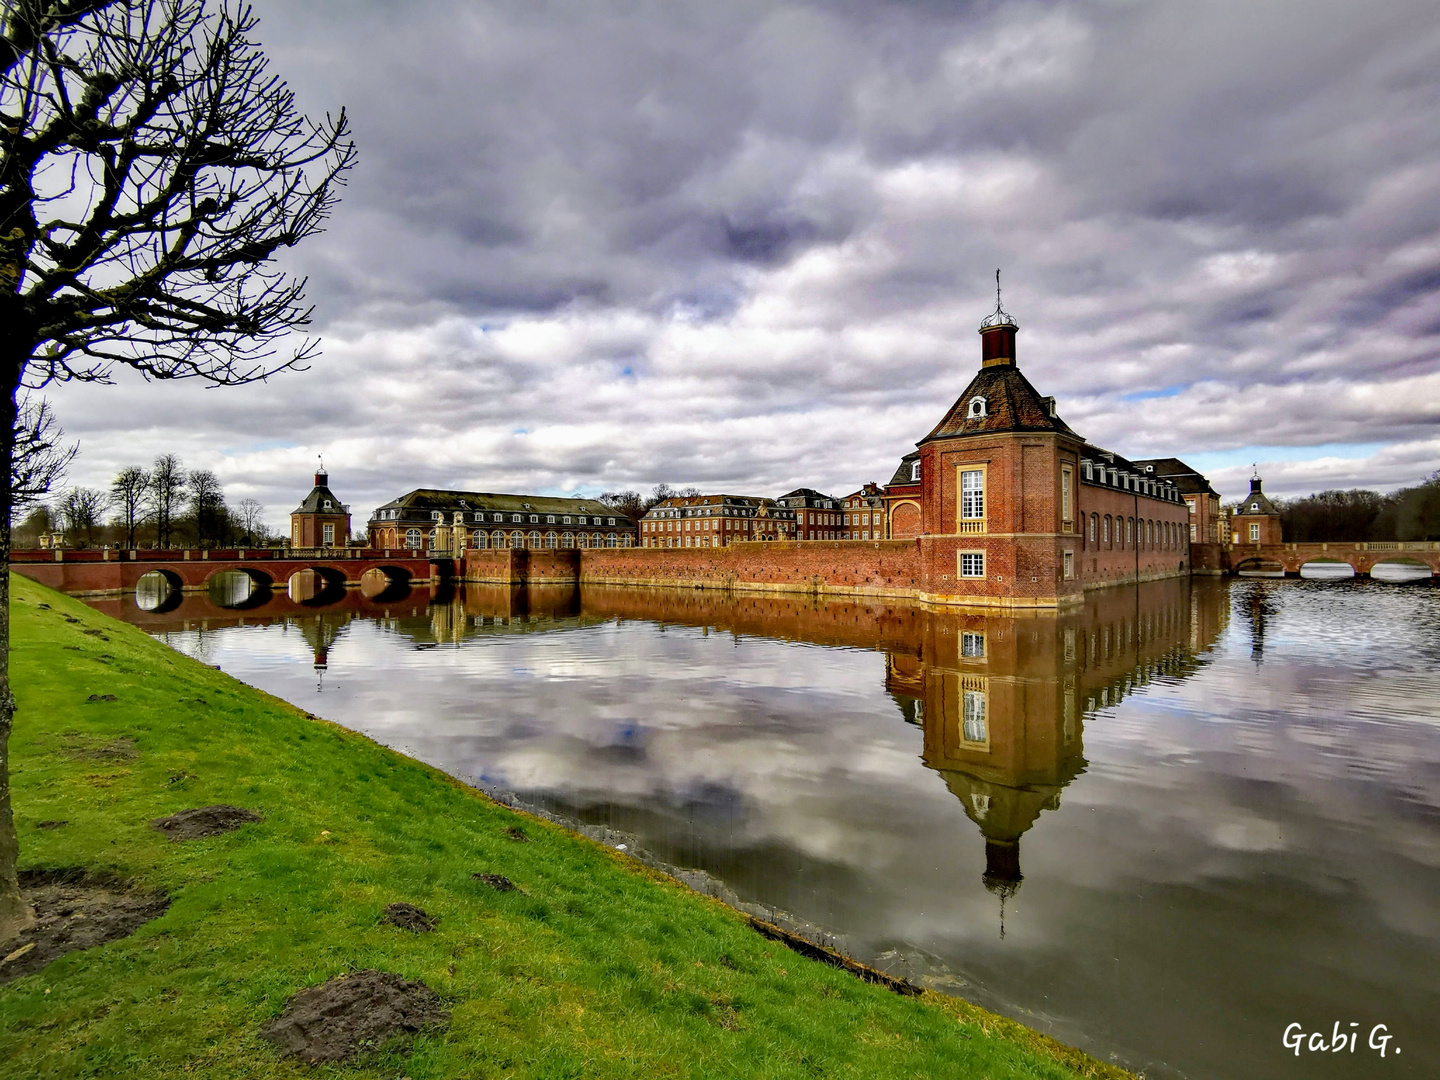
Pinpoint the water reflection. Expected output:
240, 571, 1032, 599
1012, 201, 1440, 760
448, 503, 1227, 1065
87, 576, 1440, 1080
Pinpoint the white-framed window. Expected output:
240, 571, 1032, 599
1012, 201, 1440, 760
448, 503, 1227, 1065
545, 532, 557, 548
405, 528, 421, 549
1190, 523, 1197, 541
472, 530, 486, 548
563, 515, 572, 525
608, 517, 616, 526
511, 513, 522, 522
510, 532, 524, 549
1185, 499, 1195, 515
322, 523, 334, 545
961, 469, 985, 520
529, 515, 538, 524
432, 511, 442, 521
962, 690, 987, 743
547, 515, 555, 524
961, 631, 985, 658
1061, 466, 1073, 525
1084, 462, 1093, 481
967, 396, 987, 419
562, 532, 574, 548
607, 534, 618, 547
910, 460, 921, 482
1249, 522, 1260, 542
323, 499, 332, 509
960, 551, 985, 578
1063, 549, 1074, 579
428, 529, 438, 547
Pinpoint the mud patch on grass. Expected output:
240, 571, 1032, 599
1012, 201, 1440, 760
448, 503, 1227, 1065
0, 869, 169, 985
259, 969, 449, 1063
35, 820, 68, 830
64, 736, 137, 762
473, 873, 518, 892
151, 804, 261, 841
381, 903, 436, 932
505, 826, 529, 842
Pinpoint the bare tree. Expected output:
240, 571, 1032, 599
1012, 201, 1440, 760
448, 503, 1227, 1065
11, 395, 77, 511
110, 465, 149, 547
0, 1, 353, 938
234, 496, 265, 545
57, 485, 108, 547
186, 467, 226, 547
148, 454, 185, 547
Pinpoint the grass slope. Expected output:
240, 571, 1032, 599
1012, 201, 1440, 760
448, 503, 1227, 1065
1, 576, 1130, 1079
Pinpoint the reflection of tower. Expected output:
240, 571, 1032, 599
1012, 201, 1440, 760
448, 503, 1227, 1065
296, 613, 349, 685
1239, 584, 1274, 666
912, 618, 1087, 938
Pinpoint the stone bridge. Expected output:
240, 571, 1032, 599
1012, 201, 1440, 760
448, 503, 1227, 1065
1229, 541, 1439, 576
11, 547, 449, 597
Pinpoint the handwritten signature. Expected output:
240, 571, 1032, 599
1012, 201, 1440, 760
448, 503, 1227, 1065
1284, 1023, 1400, 1058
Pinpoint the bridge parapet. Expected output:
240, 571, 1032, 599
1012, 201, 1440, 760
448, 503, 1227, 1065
1229, 541, 1439, 576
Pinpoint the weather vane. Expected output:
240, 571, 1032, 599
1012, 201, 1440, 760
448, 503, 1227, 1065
979, 267, 1017, 329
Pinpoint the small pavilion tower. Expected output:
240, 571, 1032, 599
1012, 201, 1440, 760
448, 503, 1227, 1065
1231, 470, 1282, 546
290, 464, 351, 549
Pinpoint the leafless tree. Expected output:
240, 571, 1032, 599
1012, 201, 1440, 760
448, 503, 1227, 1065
186, 467, 225, 547
57, 484, 108, 546
109, 465, 148, 547
11, 394, 77, 511
234, 495, 264, 544
147, 453, 185, 547
0, 0, 354, 938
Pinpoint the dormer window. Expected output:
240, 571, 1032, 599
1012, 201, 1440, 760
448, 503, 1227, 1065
967, 396, 987, 419
323, 499, 332, 509
910, 460, 921, 482
431, 511, 442, 521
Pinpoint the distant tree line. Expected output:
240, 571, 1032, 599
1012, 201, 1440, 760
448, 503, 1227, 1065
596, 483, 703, 520
1245, 473, 1440, 543
14, 455, 274, 551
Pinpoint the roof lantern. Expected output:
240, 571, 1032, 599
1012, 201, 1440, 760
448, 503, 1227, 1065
978, 269, 1018, 368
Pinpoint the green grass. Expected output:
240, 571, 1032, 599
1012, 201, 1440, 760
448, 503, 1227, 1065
1, 576, 1130, 1079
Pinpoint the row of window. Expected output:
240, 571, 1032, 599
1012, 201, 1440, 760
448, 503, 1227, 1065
401, 529, 631, 549
1083, 514, 1184, 551
377, 509, 617, 526
1081, 461, 1177, 502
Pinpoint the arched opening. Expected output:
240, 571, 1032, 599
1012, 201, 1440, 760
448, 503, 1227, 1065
205, 567, 274, 609
1299, 559, 1355, 580
288, 566, 348, 606
134, 569, 184, 613
1235, 557, 1284, 578
360, 565, 412, 600
1372, 558, 1432, 583
890, 502, 921, 539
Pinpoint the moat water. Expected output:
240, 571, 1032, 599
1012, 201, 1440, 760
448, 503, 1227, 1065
91, 575, 1440, 1080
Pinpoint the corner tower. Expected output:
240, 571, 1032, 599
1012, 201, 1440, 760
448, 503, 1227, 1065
1232, 470, 1282, 546
290, 466, 351, 549
910, 279, 1086, 607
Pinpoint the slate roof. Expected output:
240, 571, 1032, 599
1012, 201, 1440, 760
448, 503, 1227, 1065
886, 452, 921, 489
1131, 457, 1219, 497
1236, 479, 1280, 517
292, 479, 347, 515
921, 365, 1078, 443
373, 488, 635, 525
778, 488, 842, 508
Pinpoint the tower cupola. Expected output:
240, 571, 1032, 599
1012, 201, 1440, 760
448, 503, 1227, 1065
978, 269, 1018, 367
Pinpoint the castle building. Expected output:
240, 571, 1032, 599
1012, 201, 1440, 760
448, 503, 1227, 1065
640, 494, 796, 547
1134, 457, 1222, 543
841, 483, 886, 539
368, 489, 636, 551
1231, 473, 1282, 545
777, 488, 844, 540
883, 291, 1194, 606
290, 469, 351, 549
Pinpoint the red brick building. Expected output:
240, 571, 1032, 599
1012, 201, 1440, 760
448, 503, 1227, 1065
884, 294, 1194, 606
1135, 457, 1222, 543
640, 495, 796, 548
368, 489, 636, 551
841, 483, 886, 539
290, 470, 351, 549
777, 489, 845, 540
1231, 473, 1283, 545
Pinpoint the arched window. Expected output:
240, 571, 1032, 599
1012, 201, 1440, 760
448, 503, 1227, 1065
1126, 518, 1133, 545
472, 530, 486, 548
428, 528, 437, 548
545, 531, 557, 548
607, 534, 618, 547
527, 530, 540, 548
1148, 520, 1154, 546
562, 532, 574, 548
622, 535, 632, 547
491, 531, 504, 548
1103, 516, 1110, 545
405, 528, 421, 549
578, 533, 589, 548
510, 531, 524, 549
1089, 514, 1097, 544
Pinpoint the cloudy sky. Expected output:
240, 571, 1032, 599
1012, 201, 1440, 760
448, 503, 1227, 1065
46, 0, 1440, 527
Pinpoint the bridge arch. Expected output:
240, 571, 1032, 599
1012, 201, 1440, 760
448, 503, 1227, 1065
1371, 557, 1433, 583
360, 564, 413, 600
203, 565, 275, 589
286, 565, 349, 606
134, 569, 184, 613
205, 566, 275, 609
1234, 556, 1284, 577
1298, 559, 1354, 580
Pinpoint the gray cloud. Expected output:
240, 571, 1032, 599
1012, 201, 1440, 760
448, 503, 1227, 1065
46, 0, 1440, 525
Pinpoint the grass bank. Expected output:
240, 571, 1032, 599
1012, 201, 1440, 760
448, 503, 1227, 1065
1, 576, 1130, 1079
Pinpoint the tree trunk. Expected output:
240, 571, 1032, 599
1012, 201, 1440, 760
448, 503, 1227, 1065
0, 382, 33, 941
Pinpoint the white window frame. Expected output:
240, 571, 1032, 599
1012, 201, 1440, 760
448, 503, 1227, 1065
959, 550, 986, 578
